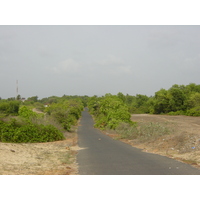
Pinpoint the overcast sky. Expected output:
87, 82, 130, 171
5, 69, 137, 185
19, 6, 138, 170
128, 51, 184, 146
0, 25, 200, 99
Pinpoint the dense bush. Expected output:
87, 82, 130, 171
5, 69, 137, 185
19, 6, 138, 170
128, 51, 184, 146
186, 106, 200, 116
0, 100, 20, 115
88, 94, 134, 130
18, 106, 38, 120
45, 99, 83, 131
0, 97, 83, 143
0, 119, 64, 143
0, 105, 65, 143
167, 110, 186, 116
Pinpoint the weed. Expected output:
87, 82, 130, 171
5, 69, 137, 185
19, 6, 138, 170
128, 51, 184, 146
60, 152, 72, 164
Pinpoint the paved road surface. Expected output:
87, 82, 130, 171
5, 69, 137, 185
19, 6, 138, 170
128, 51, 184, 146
77, 109, 200, 175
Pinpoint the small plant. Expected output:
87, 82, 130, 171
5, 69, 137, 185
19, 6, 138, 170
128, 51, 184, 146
60, 152, 72, 164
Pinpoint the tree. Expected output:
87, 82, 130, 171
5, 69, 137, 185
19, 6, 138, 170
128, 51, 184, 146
16, 94, 21, 100
135, 94, 149, 108
185, 83, 200, 94
27, 96, 38, 102
153, 89, 169, 114
186, 92, 200, 108
117, 92, 126, 103
167, 87, 186, 112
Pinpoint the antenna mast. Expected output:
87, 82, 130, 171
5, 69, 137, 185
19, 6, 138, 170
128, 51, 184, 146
16, 80, 18, 99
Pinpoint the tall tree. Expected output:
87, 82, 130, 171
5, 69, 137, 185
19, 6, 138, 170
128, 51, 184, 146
153, 89, 169, 114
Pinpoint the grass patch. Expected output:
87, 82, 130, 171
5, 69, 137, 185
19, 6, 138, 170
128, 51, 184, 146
60, 152, 72, 164
116, 121, 174, 142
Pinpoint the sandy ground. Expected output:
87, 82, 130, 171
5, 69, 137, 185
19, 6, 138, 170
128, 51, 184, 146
0, 132, 79, 175
128, 114, 200, 169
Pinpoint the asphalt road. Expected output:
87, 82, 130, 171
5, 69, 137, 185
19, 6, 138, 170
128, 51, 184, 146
77, 108, 200, 175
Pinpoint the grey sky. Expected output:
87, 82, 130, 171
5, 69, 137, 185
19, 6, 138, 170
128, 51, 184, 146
1, 25, 200, 99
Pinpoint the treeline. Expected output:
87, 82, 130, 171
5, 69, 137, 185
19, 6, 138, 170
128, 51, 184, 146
116, 83, 200, 116
19, 95, 88, 111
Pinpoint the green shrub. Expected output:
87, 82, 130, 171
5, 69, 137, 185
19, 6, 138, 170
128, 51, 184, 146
0, 98, 83, 143
0, 116, 64, 143
0, 100, 20, 115
33, 102, 45, 112
0, 119, 16, 142
186, 106, 200, 116
12, 123, 39, 143
45, 100, 83, 131
168, 110, 186, 115
88, 94, 133, 130
18, 106, 38, 119
0, 119, 64, 143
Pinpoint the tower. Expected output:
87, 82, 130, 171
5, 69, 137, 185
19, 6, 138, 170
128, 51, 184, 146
16, 80, 19, 99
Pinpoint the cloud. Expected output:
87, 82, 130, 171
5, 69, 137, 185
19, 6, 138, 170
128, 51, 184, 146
38, 46, 54, 58
182, 54, 200, 71
147, 28, 180, 49
98, 55, 123, 66
52, 58, 80, 74
93, 55, 132, 75
0, 29, 17, 40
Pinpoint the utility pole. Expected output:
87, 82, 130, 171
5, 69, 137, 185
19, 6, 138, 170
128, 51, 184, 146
16, 80, 18, 100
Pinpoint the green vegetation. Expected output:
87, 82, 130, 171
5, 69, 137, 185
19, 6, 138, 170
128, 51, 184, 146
45, 99, 84, 131
0, 119, 64, 143
1, 82, 200, 143
0, 100, 20, 116
0, 96, 84, 143
87, 94, 135, 130
113, 83, 200, 116
86, 83, 200, 142
0, 105, 65, 143
19, 106, 41, 120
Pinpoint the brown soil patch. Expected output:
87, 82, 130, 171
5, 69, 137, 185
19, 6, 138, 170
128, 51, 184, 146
0, 132, 79, 175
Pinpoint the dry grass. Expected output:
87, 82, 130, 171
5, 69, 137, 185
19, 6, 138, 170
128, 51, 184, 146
115, 121, 174, 141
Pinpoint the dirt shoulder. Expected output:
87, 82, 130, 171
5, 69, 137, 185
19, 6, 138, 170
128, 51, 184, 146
105, 114, 200, 169
0, 131, 79, 175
